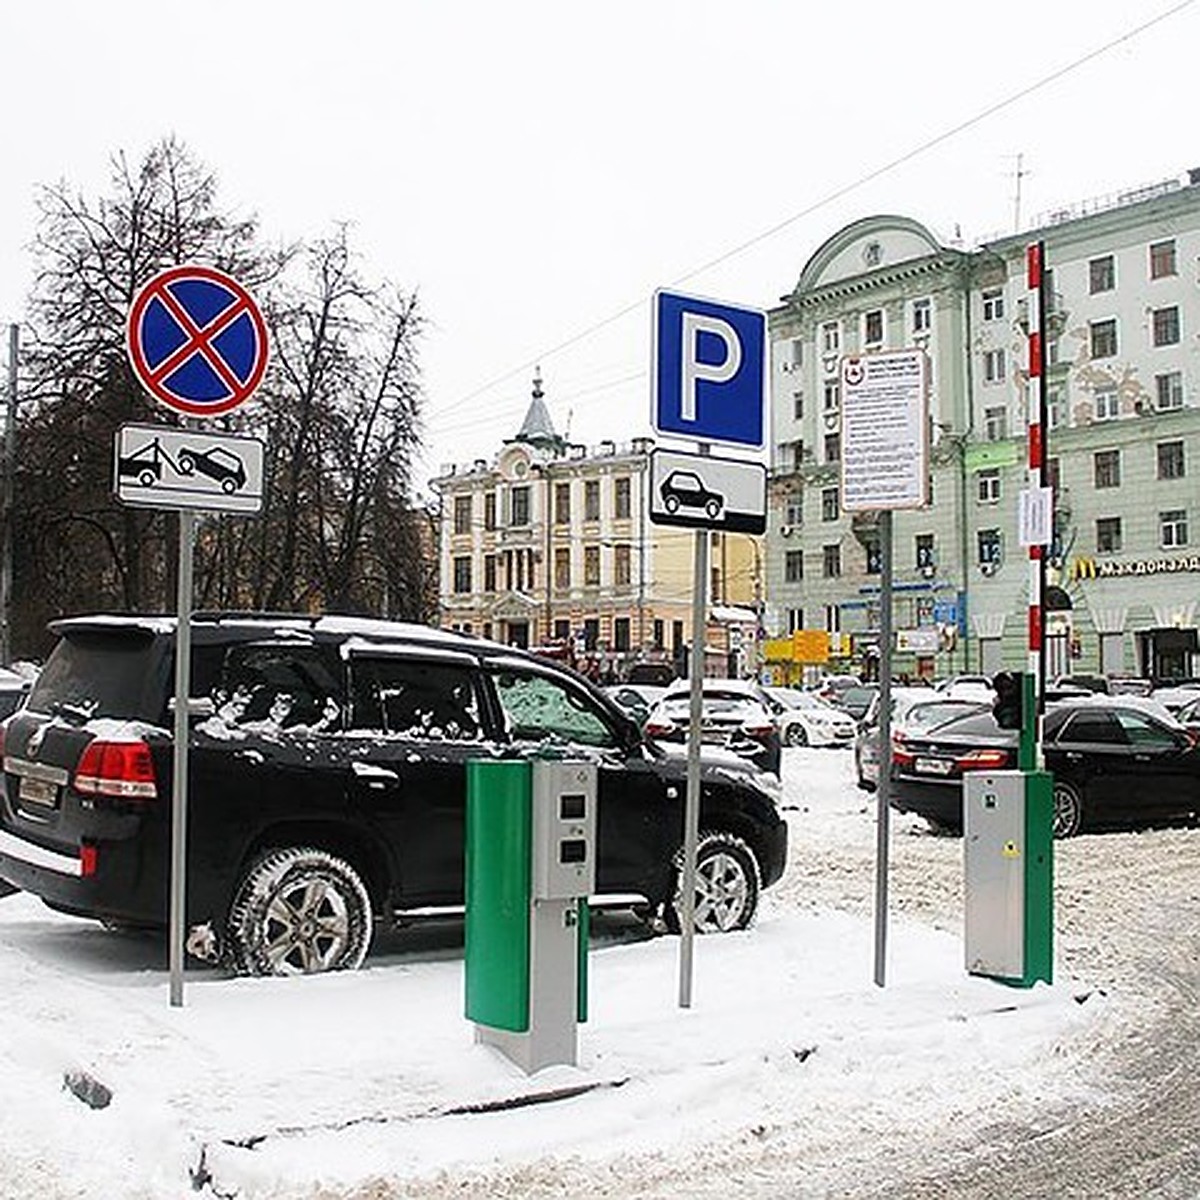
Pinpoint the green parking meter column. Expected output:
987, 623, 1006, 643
464, 759, 532, 1032
1023, 770, 1054, 987
577, 899, 590, 1024
964, 770, 1053, 988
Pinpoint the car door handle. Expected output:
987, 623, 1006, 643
352, 762, 399, 788
1063, 751, 1083, 762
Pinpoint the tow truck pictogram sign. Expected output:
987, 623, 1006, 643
114, 423, 265, 514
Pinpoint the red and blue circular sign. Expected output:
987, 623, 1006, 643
126, 265, 269, 417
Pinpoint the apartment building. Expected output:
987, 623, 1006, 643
767, 169, 1200, 682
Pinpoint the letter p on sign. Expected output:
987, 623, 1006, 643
652, 290, 765, 449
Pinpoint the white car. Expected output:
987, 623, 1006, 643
762, 686, 857, 747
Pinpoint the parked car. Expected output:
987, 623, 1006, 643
644, 680, 782, 775
602, 683, 667, 726
854, 689, 988, 790
0, 667, 31, 722
825, 682, 878, 722
1052, 673, 1110, 694
1108, 676, 1153, 698
890, 697, 1200, 838
1150, 681, 1200, 714
761, 686, 856, 748
0, 614, 788, 975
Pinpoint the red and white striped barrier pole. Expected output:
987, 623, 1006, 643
1025, 241, 1047, 757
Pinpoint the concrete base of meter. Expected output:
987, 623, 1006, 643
964, 769, 1053, 987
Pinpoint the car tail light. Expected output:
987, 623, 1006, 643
891, 732, 914, 769
644, 719, 676, 738
955, 747, 1011, 772
74, 740, 158, 800
80, 842, 98, 877
741, 721, 775, 741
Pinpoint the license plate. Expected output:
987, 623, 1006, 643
18, 775, 59, 807
914, 756, 953, 776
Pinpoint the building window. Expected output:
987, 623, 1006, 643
824, 604, 840, 633
977, 529, 1001, 566
484, 492, 497, 531
1158, 440, 1186, 480
984, 406, 1007, 441
821, 321, 840, 353
864, 309, 884, 346
1150, 239, 1177, 280
584, 480, 600, 522
977, 468, 1000, 503
453, 556, 472, 594
1047, 385, 1064, 430
652, 619, 664, 650
793, 391, 804, 420
554, 619, 571, 642
915, 533, 935, 571
584, 545, 600, 585
983, 349, 1006, 383
787, 608, 804, 634
453, 495, 473, 535
821, 486, 839, 521
822, 544, 841, 578
484, 555, 497, 592
982, 288, 1005, 321
1161, 509, 1188, 548
554, 482, 571, 525
790, 338, 803, 367
614, 544, 631, 587
1096, 517, 1122, 554
788, 440, 805, 472
613, 618, 631, 652
584, 619, 600, 650
614, 476, 631, 520
824, 432, 841, 464
912, 297, 931, 334
1153, 306, 1180, 347
1094, 386, 1120, 421
1156, 371, 1184, 410
510, 485, 530, 527
1090, 319, 1118, 359
823, 381, 840, 411
554, 547, 570, 589
785, 495, 803, 526
785, 549, 804, 583
1094, 449, 1121, 489
1089, 255, 1115, 293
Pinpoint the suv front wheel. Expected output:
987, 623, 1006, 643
227, 847, 373, 976
667, 832, 761, 934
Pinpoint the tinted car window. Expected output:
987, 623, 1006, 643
350, 657, 481, 740
1059, 710, 1124, 745
1112, 709, 1178, 749
494, 670, 616, 748
216, 645, 343, 731
25, 630, 159, 721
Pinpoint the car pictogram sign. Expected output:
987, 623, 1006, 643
126, 265, 269, 417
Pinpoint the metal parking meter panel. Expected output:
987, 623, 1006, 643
964, 770, 1053, 987
465, 758, 595, 1073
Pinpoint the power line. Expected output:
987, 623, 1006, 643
427, 0, 1194, 433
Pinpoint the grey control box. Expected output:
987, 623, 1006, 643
531, 761, 597, 900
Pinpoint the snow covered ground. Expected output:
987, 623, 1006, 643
0, 750, 1139, 1198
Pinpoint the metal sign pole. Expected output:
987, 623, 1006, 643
168, 509, 195, 1007
873, 509, 894, 987
679, 443, 712, 1009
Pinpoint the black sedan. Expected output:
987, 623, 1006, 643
890, 698, 1200, 838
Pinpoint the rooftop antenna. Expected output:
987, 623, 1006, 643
1011, 152, 1030, 232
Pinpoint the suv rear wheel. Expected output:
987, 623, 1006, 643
227, 847, 373, 976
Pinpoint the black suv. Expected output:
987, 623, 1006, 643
0, 614, 788, 976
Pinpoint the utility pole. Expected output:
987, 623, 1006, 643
1, 324, 17, 665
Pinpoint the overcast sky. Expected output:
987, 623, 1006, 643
2, 2, 1196, 492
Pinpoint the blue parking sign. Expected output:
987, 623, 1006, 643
652, 290, 765, 448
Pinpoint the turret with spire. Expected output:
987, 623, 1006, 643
509, 367, 566, 455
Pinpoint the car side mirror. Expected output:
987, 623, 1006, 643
168, 697, 216, 720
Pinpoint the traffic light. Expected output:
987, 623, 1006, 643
992, 671, 1024, 730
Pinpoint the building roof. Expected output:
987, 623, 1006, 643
510, 368, 565, 452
